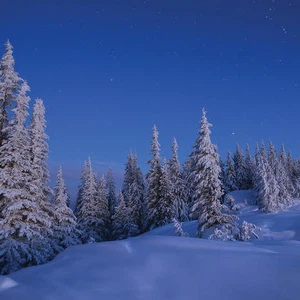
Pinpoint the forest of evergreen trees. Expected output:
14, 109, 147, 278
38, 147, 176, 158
1, 41, 300, 275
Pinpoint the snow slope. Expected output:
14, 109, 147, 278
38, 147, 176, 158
1, 190, 300, 300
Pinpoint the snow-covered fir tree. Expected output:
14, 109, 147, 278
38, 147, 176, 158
96, 174, 111, 240
75, 158, 101, 243
125, 153, 145, 234
52, 167, 80, 249
158, 158, 174, 226
123, 151, 135, 203
267, 141, 278, 172
224, 151, 237, 192
190, 109, 236, 237
145, 125, 163, 229
182, 157, 194, 215
29, 98, 52, 203
168, 138, 188, 221
233, 144, 247, 190
0, 40, 22, 147
106, 167, 117, 216
254, 148, 280, 212
0, 82, 54, 274
244, 144, 254, 189
106, 168, 117, 238
293, 158, 300, 198
74, 161, 88, 215
112, 191, 135, 240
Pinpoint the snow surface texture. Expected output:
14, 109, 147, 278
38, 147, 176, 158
1, 190, 300, 300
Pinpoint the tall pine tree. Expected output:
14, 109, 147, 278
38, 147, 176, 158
0, 40, 22, 147
0, 82, 53, 274
75, 158, 100, 243
52, 167, 80, 249
145, 125, 162, 229
168, 138, 188, 221
191, 109, 235, 237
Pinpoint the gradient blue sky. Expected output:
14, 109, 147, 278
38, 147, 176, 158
1, 0, 299, 200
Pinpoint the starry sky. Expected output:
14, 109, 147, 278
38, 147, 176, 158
1, 0, 300, 201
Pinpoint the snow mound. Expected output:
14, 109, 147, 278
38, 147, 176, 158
0, 276, 18, 291
1, 190, 300, 299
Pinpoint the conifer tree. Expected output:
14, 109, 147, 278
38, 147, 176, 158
126, 153, 145, 234
233, 144, 247, 190
191, 109, 235, 237
96, 175, 111, 240
145, 125, 163, 229
279, 145, 294, 200
224, 151, 237, 192
0, 82, 53, 274
29, 98, 52, 203
123, 151, 135, 204
75, 161, 87, 215
244, 144, 254, 189
53, 167, 80, 248
255, 153, 280, 212
293, 159, 300, 198
182, 157, 194, 215
0, 40, 22, 146
168, 138, 188, 221
106, 168, 117, 238
268, 141, 278, 172
112, 191, 134, 240
75, 158, 100, 243
158, 159, 174, 226
107, 168, 117, 215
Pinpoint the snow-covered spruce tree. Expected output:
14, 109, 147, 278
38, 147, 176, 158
113, 191, 135, 240
182, 157, 194, 217
53, 167, 80, 249
126, 153, 145, 234
74, 161, 88, 215
106, 167, 117, 216
244, 144, 254, 189
0, 40, 23, 147
145, 125, 163, 229
168, 138, 188, 221
224, 151, 237, 192
75, 158, 101, 243
254, 150, 280, 212
0, 82, 54, 274
28, 98, 58, 252
96, 175, 111, 240
287, 151, 297, 197
29, 98, 52, 203
233, 144, 247, 190
293, 158, 300, 198
190, 109, 237, 237
267, 141, 278, 173
106, 168, 117, 239
123, 151, 135, 204
279, 145, 294, 200
158, 158, 174, 226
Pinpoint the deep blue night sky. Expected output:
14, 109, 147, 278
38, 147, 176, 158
1, 0, 300, 200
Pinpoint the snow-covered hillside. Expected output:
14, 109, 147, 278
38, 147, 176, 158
1, 191, 300, 300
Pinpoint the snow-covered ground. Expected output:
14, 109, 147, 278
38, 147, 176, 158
1, 190, 300, 300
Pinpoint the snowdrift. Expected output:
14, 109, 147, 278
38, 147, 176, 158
1, 190, 300, 300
